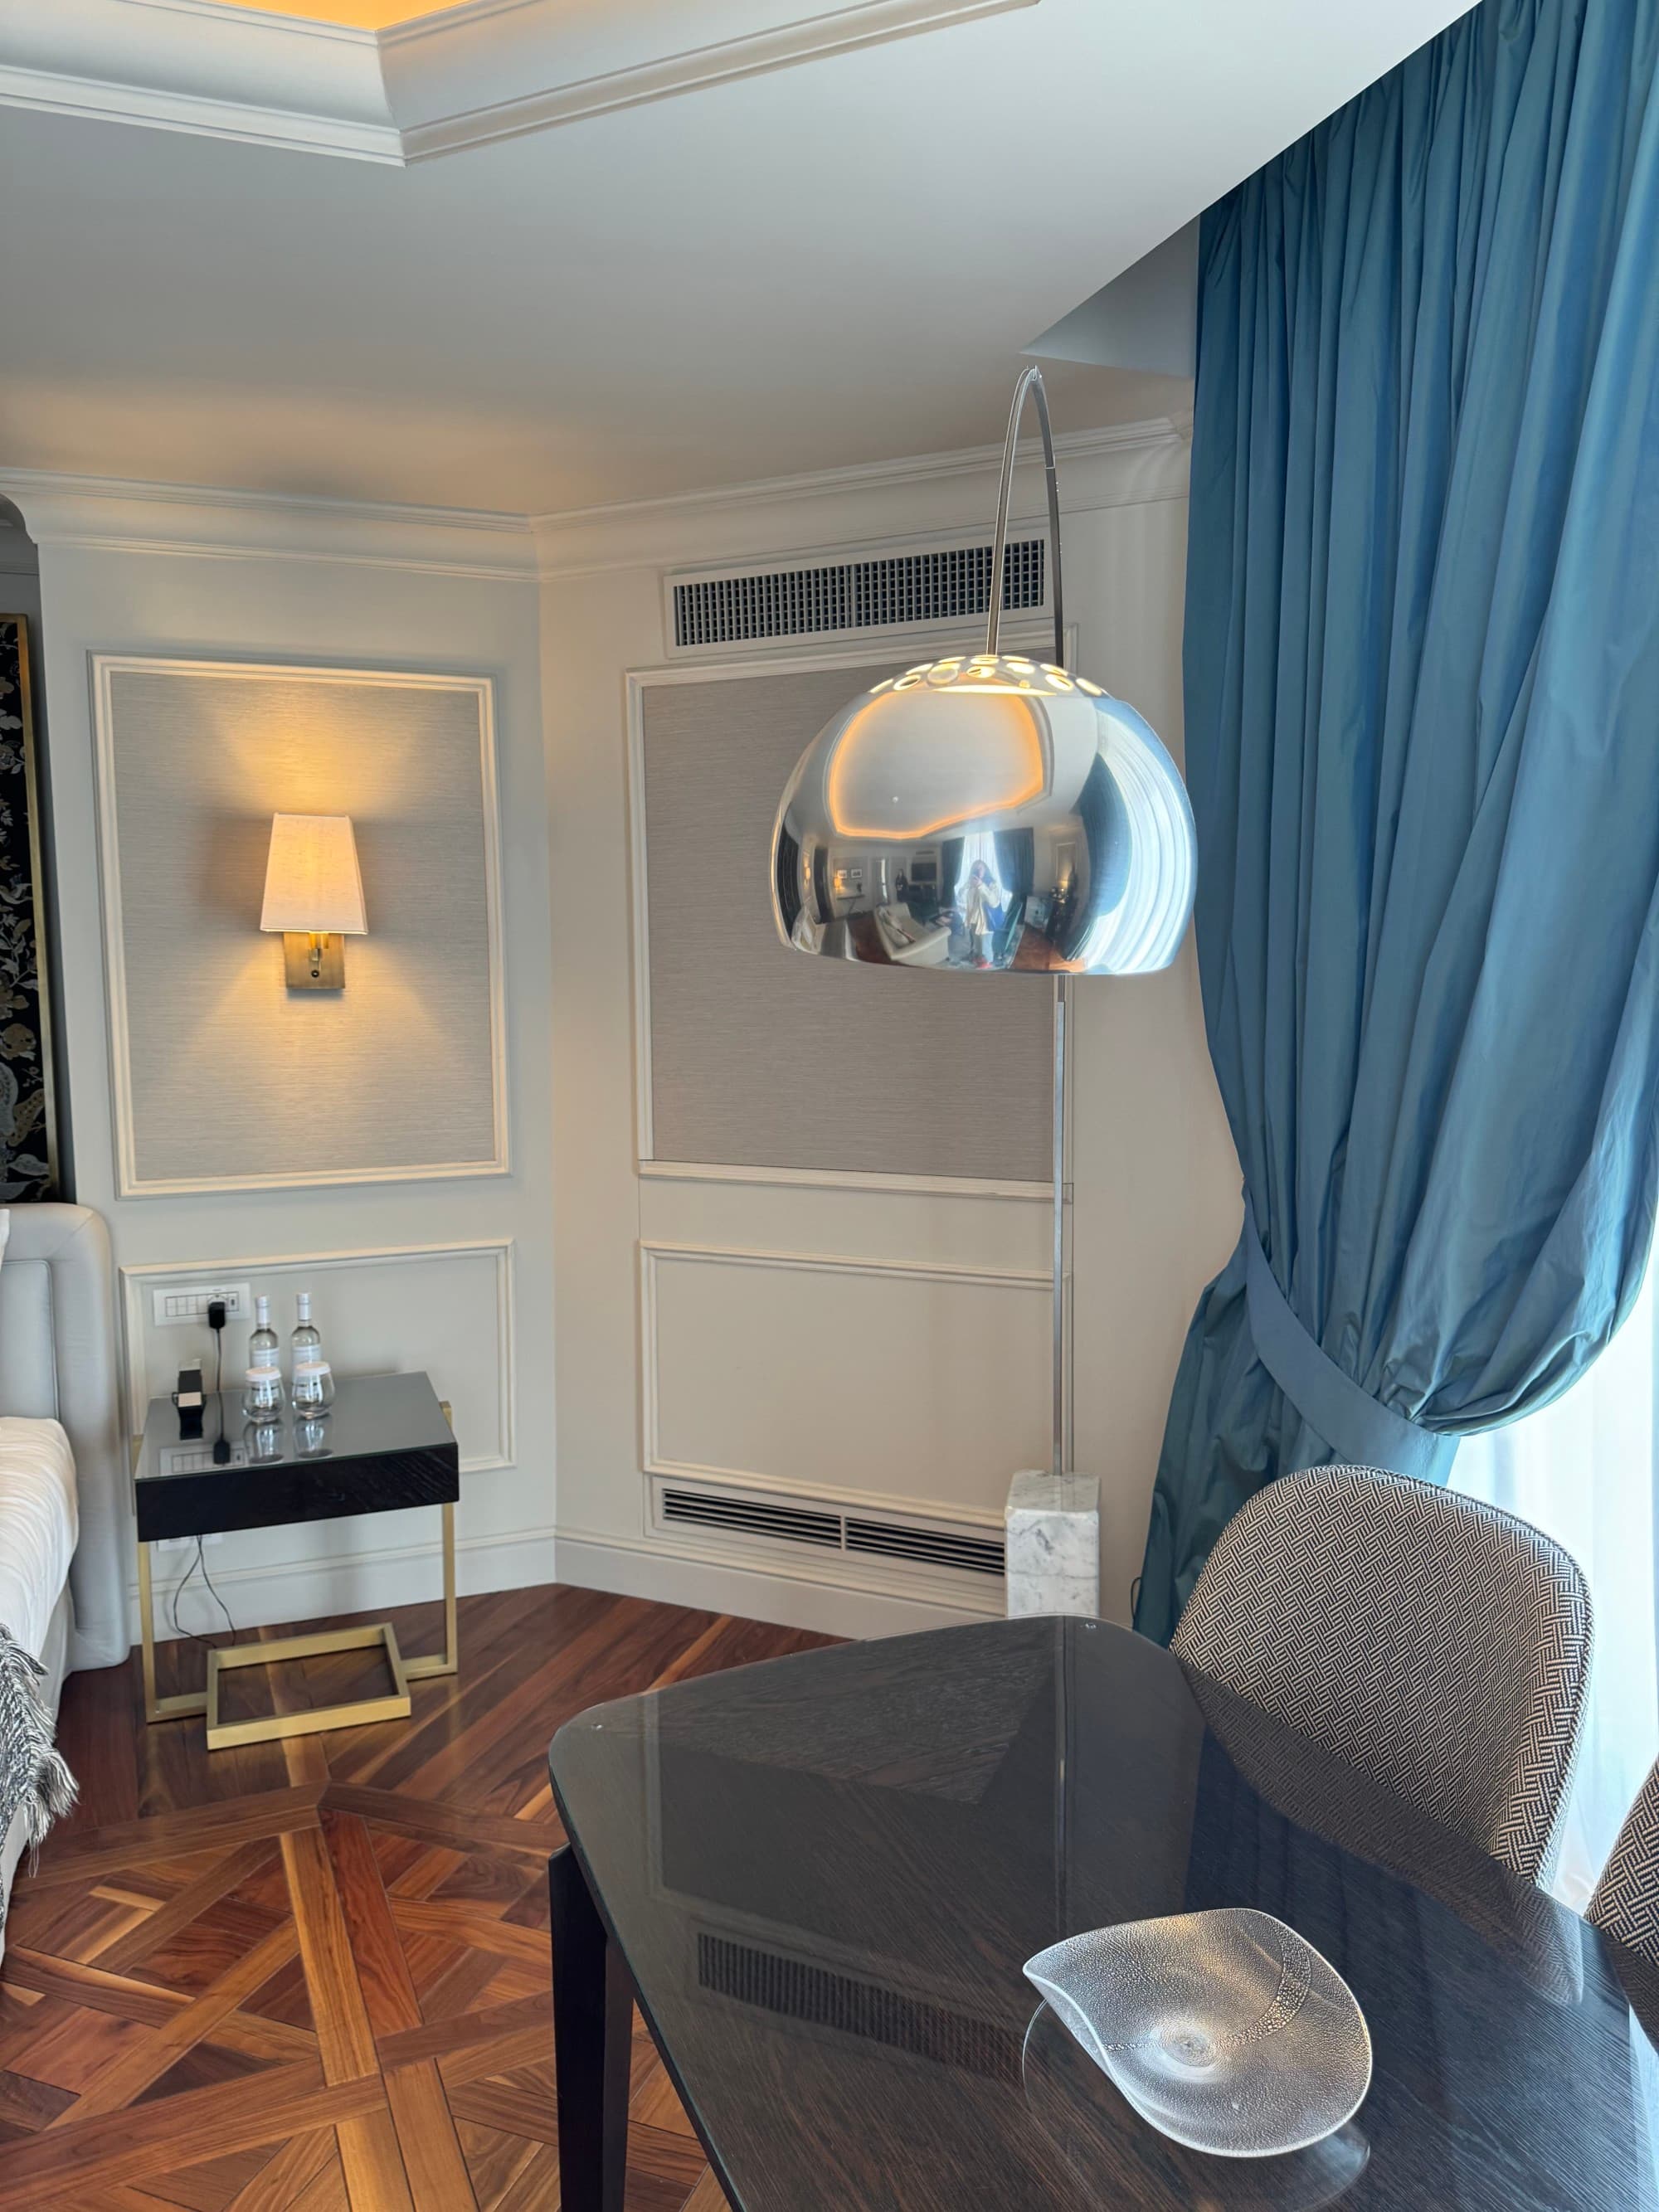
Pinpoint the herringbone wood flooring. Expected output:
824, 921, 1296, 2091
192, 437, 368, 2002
0, 1583, 837, 2207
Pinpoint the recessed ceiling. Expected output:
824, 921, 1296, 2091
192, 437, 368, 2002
201, 0, 458, 23
0, 0, 1479, 516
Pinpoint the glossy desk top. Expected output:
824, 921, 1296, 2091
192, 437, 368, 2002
134, 1370, 457, 1542
551, 1617, 1659, 2212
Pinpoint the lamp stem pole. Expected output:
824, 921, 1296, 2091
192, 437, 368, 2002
1052, 972, 1069, 1480
985, 363, 1072, 1485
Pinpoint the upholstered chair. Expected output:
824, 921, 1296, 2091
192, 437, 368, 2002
1172, 1464, 1593, 1882
1590, 1766, 1659, 1962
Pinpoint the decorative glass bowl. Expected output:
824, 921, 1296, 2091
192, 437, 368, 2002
1024, 1908, 1371, 2158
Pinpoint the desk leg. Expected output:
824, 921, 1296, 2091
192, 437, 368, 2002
139, 1536, 157, 1722
402, 1500, 458, 1684
137, 1537, 208, 1726
550, 1844, 632, 2212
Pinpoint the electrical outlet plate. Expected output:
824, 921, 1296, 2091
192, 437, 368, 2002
151, 1282, 254, 1329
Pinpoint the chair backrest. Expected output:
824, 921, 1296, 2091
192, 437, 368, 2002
1172, 1464, 1592, 1882
1590, 1765, 1659, 1963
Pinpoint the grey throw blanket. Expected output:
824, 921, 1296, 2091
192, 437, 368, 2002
0, 1622, 75, 1914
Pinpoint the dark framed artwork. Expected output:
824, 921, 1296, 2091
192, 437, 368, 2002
0, 616, 57, 1198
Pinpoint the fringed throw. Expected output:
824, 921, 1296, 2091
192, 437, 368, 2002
0, 1622, 75, 1918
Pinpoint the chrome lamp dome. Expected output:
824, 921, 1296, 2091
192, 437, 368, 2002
771, 647, 1194, 975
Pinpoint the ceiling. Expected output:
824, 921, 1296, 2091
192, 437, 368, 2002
209, 2, 459, 20
0, 0, 1477, 517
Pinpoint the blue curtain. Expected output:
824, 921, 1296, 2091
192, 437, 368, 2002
1136, 0, 1659, 1642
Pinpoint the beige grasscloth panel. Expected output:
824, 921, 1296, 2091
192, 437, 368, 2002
105, 664, 499, 1189
643, 663, 1052, 1181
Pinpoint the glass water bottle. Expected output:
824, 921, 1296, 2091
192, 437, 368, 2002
242, 1295, 285, 1423
290, 1290, 335, 1413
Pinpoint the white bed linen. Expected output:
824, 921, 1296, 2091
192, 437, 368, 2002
0, 1415, 77, 1660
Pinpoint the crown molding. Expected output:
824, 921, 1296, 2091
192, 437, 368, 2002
0, 413, 1189, 582
0, 0, 1037, 165
0, 467, 538, 581
387, 0, 1036, 162
120, 0, 377, 47
530, 416, 1193, 578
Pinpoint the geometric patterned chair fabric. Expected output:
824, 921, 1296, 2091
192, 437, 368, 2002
1172, 1464, 1593, 1884
1590, 1764, 1659, 1963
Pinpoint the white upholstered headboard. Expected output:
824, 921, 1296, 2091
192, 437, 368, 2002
0, 1205, 126, 1670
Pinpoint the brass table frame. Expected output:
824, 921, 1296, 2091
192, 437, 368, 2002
136, 1402, 458, 1752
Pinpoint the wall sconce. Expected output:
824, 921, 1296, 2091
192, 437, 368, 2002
260, 813, 367, 990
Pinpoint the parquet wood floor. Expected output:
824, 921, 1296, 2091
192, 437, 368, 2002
0, 1583, 838, 2208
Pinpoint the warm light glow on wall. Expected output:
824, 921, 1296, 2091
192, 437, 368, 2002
193, 0, 462, 26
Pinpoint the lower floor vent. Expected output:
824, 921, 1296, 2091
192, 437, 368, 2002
654, 1480, 1005, 1582
661, 1487, 839, 1548
844, 1518, 1005, 1578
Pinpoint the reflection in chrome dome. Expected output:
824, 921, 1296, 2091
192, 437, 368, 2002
771, 652, 1195, 975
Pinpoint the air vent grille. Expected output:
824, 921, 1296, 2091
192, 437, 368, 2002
661, 1488, 841, 1549
657, 1483, 1005, 1581
844, 1519, 1006, 1578
672, 538, 1045, 649
698, 1933, 1019, 2083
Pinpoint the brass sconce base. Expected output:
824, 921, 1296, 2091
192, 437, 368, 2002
284, 931, 345, 989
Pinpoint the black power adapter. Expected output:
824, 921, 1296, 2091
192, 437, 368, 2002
207, 1299, 230, 1464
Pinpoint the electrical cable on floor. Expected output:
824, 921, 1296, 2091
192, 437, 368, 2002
167, 1325, 237, 1650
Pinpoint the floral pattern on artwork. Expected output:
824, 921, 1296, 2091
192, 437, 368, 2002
0, 618, 55, 1199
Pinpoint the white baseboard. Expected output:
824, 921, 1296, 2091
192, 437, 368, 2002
128, 1519, 995, 1650
130, 1519, 558, 1646
552, 1527, 995, 1641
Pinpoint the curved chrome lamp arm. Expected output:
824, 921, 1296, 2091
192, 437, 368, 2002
985, 364, 1072, 1479
985, 364, 1065, 667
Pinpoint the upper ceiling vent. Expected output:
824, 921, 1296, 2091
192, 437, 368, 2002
669, 537, 1047, 654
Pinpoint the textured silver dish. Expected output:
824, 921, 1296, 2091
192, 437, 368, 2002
1024, 1908, 1372, 2158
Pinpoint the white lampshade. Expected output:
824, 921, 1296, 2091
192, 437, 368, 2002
260, 814, 367, 936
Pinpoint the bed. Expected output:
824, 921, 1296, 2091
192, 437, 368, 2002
0, 1203, 125, 1937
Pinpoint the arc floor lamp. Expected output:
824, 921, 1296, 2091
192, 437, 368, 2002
771, 367, 1198, 1537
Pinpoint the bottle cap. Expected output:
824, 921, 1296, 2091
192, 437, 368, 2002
255, 1295, 270, 1325
296, 1291, 312, 1321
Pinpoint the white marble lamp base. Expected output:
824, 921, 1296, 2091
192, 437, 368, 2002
1004, 1471, 1101, 1617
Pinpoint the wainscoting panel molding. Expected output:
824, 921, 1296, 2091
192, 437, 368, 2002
630, 653, 1053, 1180
93, 656, 507, 1194
640, 1240, 1049, 1525
119, 1240, 515, 1474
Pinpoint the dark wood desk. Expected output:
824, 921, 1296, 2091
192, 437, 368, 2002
549, 1616, 1658, 2210
134, 1370, 458, 1748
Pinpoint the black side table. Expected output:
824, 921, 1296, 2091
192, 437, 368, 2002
132, 1369, 459, 1751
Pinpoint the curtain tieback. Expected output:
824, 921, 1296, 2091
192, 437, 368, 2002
1243, 1213, 1456, 1483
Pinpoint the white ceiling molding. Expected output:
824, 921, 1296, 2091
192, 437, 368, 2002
0, 0, 1038, 165
0, 0, 401, 163
0, 468, 538, 580
529, 417, 1193, 578
0, 417, 1189, 582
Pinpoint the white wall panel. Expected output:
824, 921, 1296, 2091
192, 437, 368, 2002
95, 657, 504, 1194
643, 1242, 1049, 1524
17, 496, 555, 1646
638, 659, 1053, 1181
120, 1241, 513, 1471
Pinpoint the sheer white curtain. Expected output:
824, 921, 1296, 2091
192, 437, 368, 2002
1454, 1258, 1659, 1910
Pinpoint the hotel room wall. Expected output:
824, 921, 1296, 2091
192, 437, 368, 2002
542, 433, 1242, 1635
7, 488, 556, 1642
